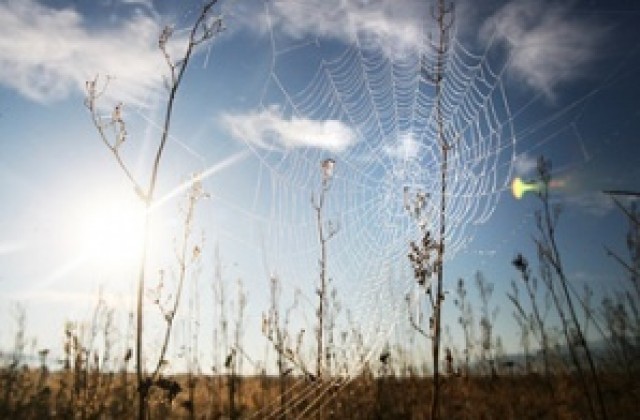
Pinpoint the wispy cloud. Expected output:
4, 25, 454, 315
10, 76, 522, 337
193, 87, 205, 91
221, 105, 357, 152
384, 132, 420, 161
482, 0, 605, 98
0, 0, 186, 105
257, 0, 427, 56
513, 152, 538, 177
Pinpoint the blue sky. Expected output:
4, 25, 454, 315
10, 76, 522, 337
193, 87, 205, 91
1, 0, 639, 372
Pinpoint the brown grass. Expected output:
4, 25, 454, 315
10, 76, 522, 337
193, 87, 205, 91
2, 363, 639, 419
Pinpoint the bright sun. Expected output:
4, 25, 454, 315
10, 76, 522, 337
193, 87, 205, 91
73, 192, 146, 269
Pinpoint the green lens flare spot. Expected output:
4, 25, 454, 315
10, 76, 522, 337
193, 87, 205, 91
511, 177, 541, 199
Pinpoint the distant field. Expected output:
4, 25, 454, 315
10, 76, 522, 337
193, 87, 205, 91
1, 365, 638, 419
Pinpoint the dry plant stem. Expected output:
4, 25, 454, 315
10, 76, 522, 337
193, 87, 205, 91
135, 218, 150, 413
523, 273, 551, 381
605, 247, 640, 297
85, 3, 222, 419
315, 179, 329, 381
85, 86, 145, 200
264, 284, 313, 384
150, 187, 198, 381
212, 246, 231, 415
229, 280, 247, 420
454, 279, 473, 374
476, 273, 497, 373
142, 6, 221, 385
604, 198, 640, 299
511, 256, 553, 385
431, 1, 453, 418
406, 0, 451, 414
313, 171, 337, 380
536, 158, 607, 419
211, 246, 226, 416
274, 281, 287, 417
267, 276, 289, 418
406, 296, 430, 340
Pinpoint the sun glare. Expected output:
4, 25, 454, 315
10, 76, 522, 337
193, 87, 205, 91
73, 193, 146, 269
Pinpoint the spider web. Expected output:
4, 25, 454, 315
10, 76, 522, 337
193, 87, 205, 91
211, 2, 518, 415
191, 1, 519, 416
122, 0, 640, 417
116, 2, 640, 416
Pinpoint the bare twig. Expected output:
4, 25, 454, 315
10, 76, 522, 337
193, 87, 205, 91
84, 3, 223, 418
312, 158, 339, 381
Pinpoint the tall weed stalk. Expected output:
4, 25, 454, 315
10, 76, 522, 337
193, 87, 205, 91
84, 3, 223, 417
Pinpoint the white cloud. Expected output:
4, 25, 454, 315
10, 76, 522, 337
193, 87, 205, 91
482, 0, 604, 98
258, 0, 427, 57
221, 106, 357, 153
513, 152, 538, 177
384, 132, 420, 161
0, 0, 188, 105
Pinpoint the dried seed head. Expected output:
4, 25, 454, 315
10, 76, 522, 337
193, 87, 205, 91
321, 158, 336, 180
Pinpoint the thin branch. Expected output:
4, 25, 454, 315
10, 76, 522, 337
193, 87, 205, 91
85, 77, 146, 200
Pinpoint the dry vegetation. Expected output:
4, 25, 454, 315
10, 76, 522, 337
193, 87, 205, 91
2, 1, 639, 419
1, 345, 639, 419
2, 160, 639, 418
1, 181, 639, 419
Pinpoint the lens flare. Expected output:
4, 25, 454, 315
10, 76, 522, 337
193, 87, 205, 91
511, 177, 568, 199
511, 177, 541, 199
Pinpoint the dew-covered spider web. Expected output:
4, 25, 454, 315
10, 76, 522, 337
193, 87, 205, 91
163, 0, 526, 416
220, 0, 514, 395
89, 0, 640, 417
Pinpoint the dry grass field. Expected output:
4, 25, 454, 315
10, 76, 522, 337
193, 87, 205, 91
1, 352, 639, 419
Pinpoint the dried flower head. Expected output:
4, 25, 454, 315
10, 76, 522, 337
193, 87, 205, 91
321, 158, 336, 180
512, 253, 528, 273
